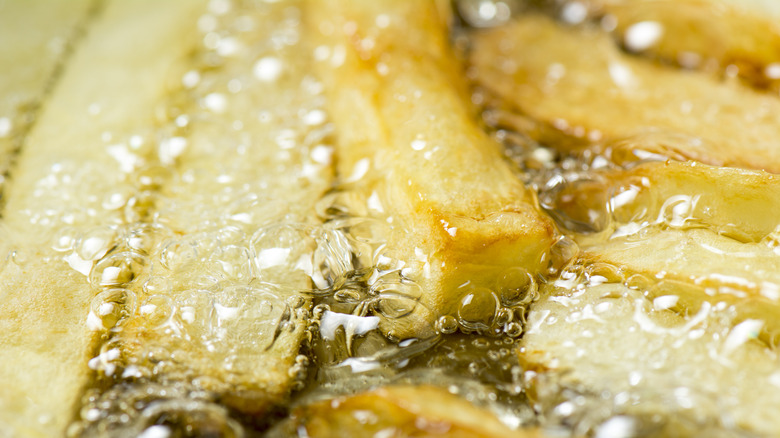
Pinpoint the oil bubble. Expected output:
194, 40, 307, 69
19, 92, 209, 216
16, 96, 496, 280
313, 228, 353, 288
126, 223, 173, 255
585, 262, 624, 285
495, 307, 513, 326
496, 266, 537, 307
143, 275, 172, 295
625, 273, 653, 291
215, 225, 245, 246
332, 217, 391, 268
135, 400, 244, 438
9, 249, 28, 267
89, 288, 137, 331
436, 315, 458, 334
210, 285, 284, 341
209, 244, 251, 281
609, 180, 654, 225
333, 287, 362, 304
250, 223, 315, 286
90, 251, 146, 287
547, 235, 579, 275
314, 190, 368, 220
77, 226, 118, 261
458, 286, 500, 331
51, 227, 79, 252
372, 280, 422, 319
504, 321, 524, 337
160, 240, 199, 271
139, 295, 175, 328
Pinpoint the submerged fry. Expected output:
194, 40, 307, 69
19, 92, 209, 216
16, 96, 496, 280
469, 14, 780, 173
277, 385, 543, 438
79, 1, 334, 433
309, 0, 557, 339
521, 157, 780, 434
521, 281, 780, 436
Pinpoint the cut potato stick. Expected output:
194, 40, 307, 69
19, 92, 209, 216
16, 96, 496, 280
278, 385, 543, 438
469, 14, 780, 173
547, 160, 780, 341
521, 281, 780, 436
554, 160, 780, 244
567, 0, 780, 91
105, 0, 334, 421
0, 1, 205, 435
309, 0, 557, 339
0, 0, 94, 194
584, 230, 780, 342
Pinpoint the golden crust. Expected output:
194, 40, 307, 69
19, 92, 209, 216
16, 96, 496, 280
309, 0, 558, 339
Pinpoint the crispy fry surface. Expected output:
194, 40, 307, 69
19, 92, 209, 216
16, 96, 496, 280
309, 0, 557, 339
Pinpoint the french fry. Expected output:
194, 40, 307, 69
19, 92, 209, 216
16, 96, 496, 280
469, 14, 780, 173
546, 160, 780, 341
521, 282, 780, 436
308, 0, 558, 339
0, 0, 206, 435
568, 0, 780, 91
277, 385, 543, 438
106, 0, 335, 420
555, 160, 780, 244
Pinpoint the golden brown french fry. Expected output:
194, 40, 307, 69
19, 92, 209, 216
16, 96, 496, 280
309, 0, 558, 339
277, 385, 544, 438
569, 0, 780, 91
0, 0, 206, 436
469, 14, 780, 173
0, 0, 95, 196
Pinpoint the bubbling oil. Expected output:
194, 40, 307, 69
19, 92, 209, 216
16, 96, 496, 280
5, 0, 777, 436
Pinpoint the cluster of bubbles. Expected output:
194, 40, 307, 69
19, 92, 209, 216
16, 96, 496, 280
313, 184, 577, 344
435, 267, 540, 339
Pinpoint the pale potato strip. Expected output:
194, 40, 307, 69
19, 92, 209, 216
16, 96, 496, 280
548, 160, 780, 341
110, 0, 333, 419
561, 160, 780, 244
579, 161, 780, 339
583, 230, 780, 341
522, 282, 780, 436
0, 1, 205, 435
